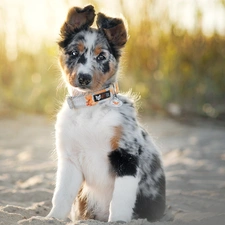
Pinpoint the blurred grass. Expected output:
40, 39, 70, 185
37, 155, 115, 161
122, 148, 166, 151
123, 22, 225, 119
0, 1, 225, 119
0, 40, 67, 116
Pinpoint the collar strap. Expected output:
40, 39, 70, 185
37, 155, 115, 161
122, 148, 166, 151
67, 83, 120, 109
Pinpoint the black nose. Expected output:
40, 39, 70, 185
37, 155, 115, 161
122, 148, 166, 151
78, 73, 92, 86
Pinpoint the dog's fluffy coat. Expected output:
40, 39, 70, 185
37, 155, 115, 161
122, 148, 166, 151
47, 5, 165, 222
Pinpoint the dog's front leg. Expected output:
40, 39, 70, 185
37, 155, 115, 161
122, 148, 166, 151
109, 175, 139, 222
108, 149, 140, 222
47, 158, 83, 220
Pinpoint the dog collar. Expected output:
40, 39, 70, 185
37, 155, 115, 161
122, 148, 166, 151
67, 83, 122, 109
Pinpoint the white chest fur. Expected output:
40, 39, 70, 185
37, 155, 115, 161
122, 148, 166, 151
55, 102, 123, 220
55, 102, 121, 187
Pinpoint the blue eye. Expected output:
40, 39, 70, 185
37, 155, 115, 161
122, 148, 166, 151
97, 52, 106, 61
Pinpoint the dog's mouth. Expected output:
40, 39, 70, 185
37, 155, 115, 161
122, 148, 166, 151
72, 82, 101, 94
75, 85, 92, 92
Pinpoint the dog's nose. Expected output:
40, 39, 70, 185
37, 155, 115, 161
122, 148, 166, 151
78, 73, 92, 86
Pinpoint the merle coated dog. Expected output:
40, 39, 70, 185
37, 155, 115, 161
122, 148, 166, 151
47, 5, 165, 222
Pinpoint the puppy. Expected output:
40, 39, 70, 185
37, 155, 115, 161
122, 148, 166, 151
47, 5, 165, 222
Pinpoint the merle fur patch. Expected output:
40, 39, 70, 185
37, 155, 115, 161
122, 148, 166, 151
53, 5, 166, 223
133, 174, 165, 221
150, 154, 161, 176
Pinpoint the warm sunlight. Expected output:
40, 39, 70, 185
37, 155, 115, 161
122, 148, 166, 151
1, 0, 225, 60
0, 2, 225, 224
0, 0, 224, 116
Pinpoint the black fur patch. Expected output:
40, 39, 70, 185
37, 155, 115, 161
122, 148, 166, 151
98, 17, 121, 29
102, 61, 110, 73
108, 148, 138, 177
133, 175, 166, 221
58, 34, 74, 48
141, 130, 147, 140
138, 146, 143, 155
78, 54, 87, 64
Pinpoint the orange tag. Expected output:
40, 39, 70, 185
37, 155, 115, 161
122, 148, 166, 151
110, 96, 123, 107
85, 95, 97, 106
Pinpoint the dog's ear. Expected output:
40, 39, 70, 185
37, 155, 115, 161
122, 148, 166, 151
59, 5, 95, 47
96, 13, 127, 55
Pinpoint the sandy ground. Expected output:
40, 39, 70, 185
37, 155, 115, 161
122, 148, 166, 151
0, 114, 225, 225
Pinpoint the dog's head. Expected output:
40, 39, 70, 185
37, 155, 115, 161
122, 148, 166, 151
58, 5, 128, 93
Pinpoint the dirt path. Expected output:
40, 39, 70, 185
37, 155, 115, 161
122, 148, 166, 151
0, 114, 224, 225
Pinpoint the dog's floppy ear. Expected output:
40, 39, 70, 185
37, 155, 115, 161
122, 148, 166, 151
59, 5, 95, 47
97, 13, 127, 57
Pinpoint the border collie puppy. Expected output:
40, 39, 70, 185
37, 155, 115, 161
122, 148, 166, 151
47, 5, 165, 222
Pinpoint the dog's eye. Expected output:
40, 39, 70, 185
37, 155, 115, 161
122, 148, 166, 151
96, 53, 106, 62
69, 50, 79, 58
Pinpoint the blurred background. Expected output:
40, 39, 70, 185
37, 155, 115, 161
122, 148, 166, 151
0, 0, 225, 119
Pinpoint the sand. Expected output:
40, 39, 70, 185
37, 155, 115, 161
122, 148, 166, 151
0, 114, 224, 225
